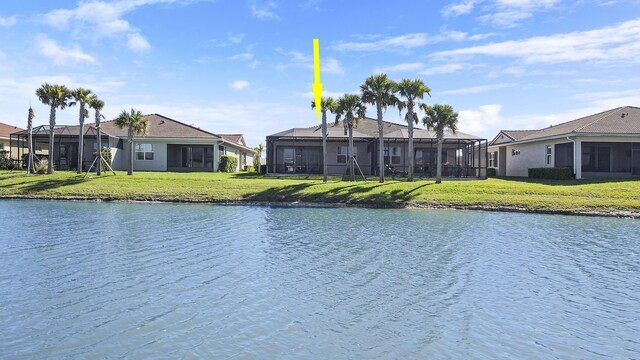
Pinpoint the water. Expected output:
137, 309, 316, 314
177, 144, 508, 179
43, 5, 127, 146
0, 200, 639, 359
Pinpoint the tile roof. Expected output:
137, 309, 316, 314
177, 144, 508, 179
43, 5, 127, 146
512, 106, 640, 142
94, 114, 221, 139
0, 122, 24, 139
502, 130, 540, 141
268, 117, 483, 140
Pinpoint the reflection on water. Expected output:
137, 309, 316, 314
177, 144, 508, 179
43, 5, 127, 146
0, 200, 638, 358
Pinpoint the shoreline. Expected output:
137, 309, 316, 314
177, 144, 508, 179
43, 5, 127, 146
2, 194, 638, 219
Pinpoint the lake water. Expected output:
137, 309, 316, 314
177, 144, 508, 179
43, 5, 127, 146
0, 200, 639, 359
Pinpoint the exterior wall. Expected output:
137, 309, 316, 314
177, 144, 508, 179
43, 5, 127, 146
269, 139, 372, 175
505, 139, 560, 177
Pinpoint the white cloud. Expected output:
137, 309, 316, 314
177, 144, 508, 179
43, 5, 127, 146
127, 33, 151, 53
36, 34, 96, 65
420, 63, 468, 75
276, 50, 343, 75
228, 32, 245, 44
331, 31, 495, 53
38, 0, 188, 52
441, 83, 513, 95
0, 15, 17, 27
229, 52, 254, 61
458, 104, 507, 137
228, 80, 250, 90
442, 1, 476, 17
374, 62, 426, 73
434, 18, 640, 64
250, 2, 280, 20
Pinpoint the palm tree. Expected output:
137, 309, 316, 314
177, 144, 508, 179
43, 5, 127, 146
311, 96, 337, 183
360, 74, 401, 183
253, 143, 264, 172
422, 104, 459, 184
334, 94, 366, 181
397, 78, 431, 181
88, 96, 105, 175
35, 83, 72, 174
26, 107, 35, 174
114, 108, 149, 175
70, 88, 93, 174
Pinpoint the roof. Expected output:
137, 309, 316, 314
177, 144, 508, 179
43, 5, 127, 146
95, 114, 221, 139
219, 134, 246, 146
268, 117, 483, 141
386, 128, 483, 140
492, 106, 640, 145
0, 122, 24, 139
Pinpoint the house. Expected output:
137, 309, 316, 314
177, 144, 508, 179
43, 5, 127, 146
10, 114, 255, 172
488, 106, 640, 179
266, 117, 488, 178
0, 122, 24, 159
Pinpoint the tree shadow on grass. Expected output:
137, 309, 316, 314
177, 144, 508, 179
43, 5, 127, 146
497, 176, 640, 187
19, 176, 87, 193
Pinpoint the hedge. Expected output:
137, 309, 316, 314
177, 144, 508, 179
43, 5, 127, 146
528, 167, 573, 180
487, 168, 497, 177
219, 155, 238, 172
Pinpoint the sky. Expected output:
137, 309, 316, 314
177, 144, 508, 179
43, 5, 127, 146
1, 0, 640, 147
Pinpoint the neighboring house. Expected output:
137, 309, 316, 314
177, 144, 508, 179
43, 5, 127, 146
0, 122, 25, 159
488, 106, 640, 179
266, 117, 488, 178
10, 114, 255, 172
218, 134, 254, 170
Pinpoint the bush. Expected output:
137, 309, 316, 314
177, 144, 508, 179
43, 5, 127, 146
528, 167, 573, 180
219, 155, 238, 173
487, 168, 497, 177
34, 159, 48, 174
259, 164, 267, 174
245, 165, 255, 172
0, 153, 18, 170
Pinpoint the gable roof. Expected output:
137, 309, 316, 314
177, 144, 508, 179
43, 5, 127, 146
219, 134, 246, 146
489, 129, 540, 145
94, 114, 221, 139
0, 122, 24, 139
494, 106, 640, 145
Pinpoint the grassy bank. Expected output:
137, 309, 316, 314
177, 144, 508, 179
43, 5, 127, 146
1, 170, 639, 217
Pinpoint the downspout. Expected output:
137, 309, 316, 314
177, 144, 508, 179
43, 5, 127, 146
566, 136, 576, 178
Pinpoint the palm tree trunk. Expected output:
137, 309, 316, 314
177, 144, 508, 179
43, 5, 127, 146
48, 105, 55, 174
77, 103, 84, 174
377, 102, 384, 183
96, 112, 102, 176
407, 105, 414, 182
322, 111, 327, 183
127, 128, 133, 175
348, 124, 355, 181
436, 138, 443, 184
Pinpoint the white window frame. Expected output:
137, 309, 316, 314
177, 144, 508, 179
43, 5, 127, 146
546, 145, 552, 165
489, 151, 497, 167
135, 143, 154, 161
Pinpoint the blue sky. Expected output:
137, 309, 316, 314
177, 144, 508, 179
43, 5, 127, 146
1, 0, 640, 146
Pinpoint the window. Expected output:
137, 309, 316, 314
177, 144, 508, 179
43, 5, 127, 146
489, 151, 497, 167
384, 146, 401, 165
337, 146, 357, 164
511, 149, 521, 156
135, 143, 154, 160
545, 145, 552, 165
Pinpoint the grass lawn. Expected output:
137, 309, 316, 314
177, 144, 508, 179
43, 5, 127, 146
0, 170, 639, 216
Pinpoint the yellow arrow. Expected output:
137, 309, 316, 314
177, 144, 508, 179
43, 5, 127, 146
312, 38, 322, 123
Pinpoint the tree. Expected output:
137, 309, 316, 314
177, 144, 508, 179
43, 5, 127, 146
114, 108, 149, 175
311, 96, 337, 183
26, 107, 35, 174
422, 104, 459, 184
70, 88, 93, 174
35, 83, 72, 174
334, 94, 367, 181
397, 78, 431, 181
360, 74, 401, 183
253, 143, 264, 172
88, 96, 105, 175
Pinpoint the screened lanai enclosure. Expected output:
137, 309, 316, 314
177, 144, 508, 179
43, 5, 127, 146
266, 124, 488, 179
10, 125, 121, 171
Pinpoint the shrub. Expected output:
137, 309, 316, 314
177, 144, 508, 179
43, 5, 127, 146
219, 155, 238, 172
528, 167, 573, 180
0, 153, 18, 170
259, 164, 267, 174
487, 168, 497, 177
245, 165, 255, 172
34, 159, 48, 174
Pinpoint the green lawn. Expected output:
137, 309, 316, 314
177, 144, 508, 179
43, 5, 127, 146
0, 170, 639, 216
